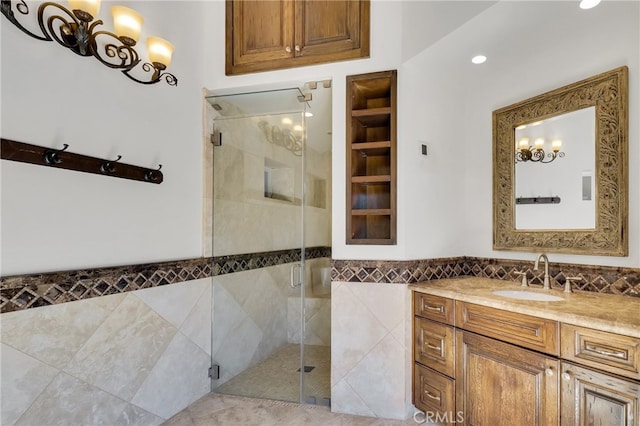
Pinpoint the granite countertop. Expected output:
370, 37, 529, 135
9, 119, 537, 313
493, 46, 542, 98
409, 277, 640, 338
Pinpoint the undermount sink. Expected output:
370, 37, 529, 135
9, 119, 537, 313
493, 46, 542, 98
492, 290, 565, 302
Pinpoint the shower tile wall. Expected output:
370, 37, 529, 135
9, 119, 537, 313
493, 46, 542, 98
213, 257, 332, 388
203, 101, 332, 257
1, 278, 212, 425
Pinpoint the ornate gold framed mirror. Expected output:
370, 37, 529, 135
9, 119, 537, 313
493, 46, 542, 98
493, 66, 628, 256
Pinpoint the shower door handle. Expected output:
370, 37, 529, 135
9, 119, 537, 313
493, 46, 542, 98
290, 263, 302, 288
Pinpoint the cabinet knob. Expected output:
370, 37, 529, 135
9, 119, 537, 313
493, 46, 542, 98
545, 367, 554, 377
285, 46, 292, 53
295, 44, 301, 52
561, 372, 571, 381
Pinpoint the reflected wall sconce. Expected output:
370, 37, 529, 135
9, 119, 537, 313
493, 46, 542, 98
1, 0, 177, 86
515, 137, 564, 163
258, 120, 303, 157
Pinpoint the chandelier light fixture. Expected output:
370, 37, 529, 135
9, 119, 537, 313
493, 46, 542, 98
516, 137, 564, 164
1, 0, 177, 86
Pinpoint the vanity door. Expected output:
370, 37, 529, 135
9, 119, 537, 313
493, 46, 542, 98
560, 361, 639, 426
455, 330, 560, 425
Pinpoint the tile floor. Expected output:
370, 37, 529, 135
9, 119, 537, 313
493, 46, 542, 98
163, 393, 418, 426
214, 344, 330, 403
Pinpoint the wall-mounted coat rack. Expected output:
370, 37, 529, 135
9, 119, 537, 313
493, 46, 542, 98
0, 139, 163, 184
516, 196, 560, 205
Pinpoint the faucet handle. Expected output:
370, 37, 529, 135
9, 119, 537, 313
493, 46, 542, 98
564, 276, 582, 293
515, 271, 528, 287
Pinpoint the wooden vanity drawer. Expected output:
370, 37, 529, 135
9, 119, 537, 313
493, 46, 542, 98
561, 323, 640, 380
414, 317, 455, 377
413, 363, 455, 420
455, 301, 559, 356
414, 293, 454, 325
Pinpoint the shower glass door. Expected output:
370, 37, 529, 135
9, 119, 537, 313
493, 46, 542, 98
207, 88, 308, 403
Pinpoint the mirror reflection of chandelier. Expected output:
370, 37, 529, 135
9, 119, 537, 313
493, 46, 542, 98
515, 137, 564, 163
258, 120, 303, 157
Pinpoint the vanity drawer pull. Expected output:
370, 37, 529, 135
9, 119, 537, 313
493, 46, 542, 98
426, 342, 442, 352
424, 304, 444, 312
585, 344, 627, 359
424, 390, 441, 402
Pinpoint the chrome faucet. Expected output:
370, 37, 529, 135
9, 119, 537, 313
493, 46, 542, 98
533, 253, 551, 289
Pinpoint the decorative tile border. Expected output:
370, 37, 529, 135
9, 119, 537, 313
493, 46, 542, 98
0, 247, 331, 313
331, 257, 640, 298
3, 250, 638, 313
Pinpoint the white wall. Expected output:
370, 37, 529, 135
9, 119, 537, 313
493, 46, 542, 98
1, 1, 208, 275
2, 1, 638, 273
402, 1, 639, 267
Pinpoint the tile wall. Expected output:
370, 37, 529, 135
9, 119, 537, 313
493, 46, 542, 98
1, 278, 212, 425
330, 281, 412, 420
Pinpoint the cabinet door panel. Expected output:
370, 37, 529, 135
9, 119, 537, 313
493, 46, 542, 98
295, 0, 363, 56
561, 362, 639, 426
227, 0, 294, 68
456, 330, 559, 426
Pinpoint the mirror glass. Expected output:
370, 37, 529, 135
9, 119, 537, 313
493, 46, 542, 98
515, 107, 595, 230
493, 66, 628, 256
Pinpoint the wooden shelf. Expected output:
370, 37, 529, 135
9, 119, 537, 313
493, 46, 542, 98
352, 107, 392, 117
351, 175, 391, 183
352, 141, 391, 149
351, 209, 393, 216
346, 70, 397, 245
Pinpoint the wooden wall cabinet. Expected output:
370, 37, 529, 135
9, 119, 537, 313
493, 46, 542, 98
346, 70, 397, 245
226, 0, 370, 75
412, 292, 640, 425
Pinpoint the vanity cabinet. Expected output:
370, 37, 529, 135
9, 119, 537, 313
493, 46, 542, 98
225, 0, 370, 75
412, 291, 640, 426
346, 70, 397, 244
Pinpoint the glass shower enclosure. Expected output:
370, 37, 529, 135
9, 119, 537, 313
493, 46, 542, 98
205, 86, 331, 405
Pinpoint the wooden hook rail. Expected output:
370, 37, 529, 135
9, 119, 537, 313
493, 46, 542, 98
1, 138, 163, 184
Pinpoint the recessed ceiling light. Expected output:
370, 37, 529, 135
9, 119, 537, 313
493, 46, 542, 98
305, 111, 313, 117
282, 117, 293, 125
472, 55, 487, 64
579, 0, 601, 9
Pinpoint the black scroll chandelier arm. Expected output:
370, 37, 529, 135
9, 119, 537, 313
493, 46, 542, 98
38, 3, 91, 54
1, 0, 51, 41
90, 30, 141, 71
122, 64, 178, 86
